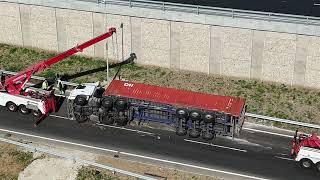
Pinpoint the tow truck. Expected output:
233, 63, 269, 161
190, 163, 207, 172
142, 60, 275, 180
291, 130, 320, 171
0, 27, 116, 126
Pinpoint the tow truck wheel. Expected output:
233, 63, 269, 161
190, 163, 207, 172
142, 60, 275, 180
316, 163, 320, 172
300, 158, 313, 169
6, 102, 18, 112
32, 110, 42, 118
19, 105, 30, 115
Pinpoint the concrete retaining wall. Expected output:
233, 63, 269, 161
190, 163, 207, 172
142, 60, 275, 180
1, 0, 320, 88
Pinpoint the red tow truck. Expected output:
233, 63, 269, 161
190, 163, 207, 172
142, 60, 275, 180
0, 27, 116, 126
291, 130, 320, 171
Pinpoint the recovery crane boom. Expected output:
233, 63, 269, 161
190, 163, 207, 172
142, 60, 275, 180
1, 27, 116, 95
0, 27, 116, 126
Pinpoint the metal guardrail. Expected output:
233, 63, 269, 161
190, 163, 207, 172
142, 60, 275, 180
0, 137, 157, 180
96, 0, 320, 26
246, 113, 320, 130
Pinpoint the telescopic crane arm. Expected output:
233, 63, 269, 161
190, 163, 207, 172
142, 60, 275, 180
2, 27, 116, 95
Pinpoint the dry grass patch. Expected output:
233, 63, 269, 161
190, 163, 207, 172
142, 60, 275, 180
0, 143, 33, 180
77, 162, 220, 180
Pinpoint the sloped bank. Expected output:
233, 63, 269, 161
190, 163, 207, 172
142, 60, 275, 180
1, 43, 320, 129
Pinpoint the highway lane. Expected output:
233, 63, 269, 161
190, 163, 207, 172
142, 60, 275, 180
0, 107, 319, 180
93, 0, 320, 17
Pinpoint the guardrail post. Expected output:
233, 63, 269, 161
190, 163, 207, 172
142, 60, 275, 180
162, 2, 165, 11
197, 5, 199, 15
129, 0, 132, 7
232, 9, 234, 18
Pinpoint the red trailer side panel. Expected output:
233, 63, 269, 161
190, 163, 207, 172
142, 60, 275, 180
103, 80, 245, 117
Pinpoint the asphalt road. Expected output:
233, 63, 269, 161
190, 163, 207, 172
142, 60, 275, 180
0, 106, 319, 180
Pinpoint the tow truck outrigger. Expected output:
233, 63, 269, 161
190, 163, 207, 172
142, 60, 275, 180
0, 27, 116, 126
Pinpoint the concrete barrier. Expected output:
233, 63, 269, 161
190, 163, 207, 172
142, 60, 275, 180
1, 0, 320, 88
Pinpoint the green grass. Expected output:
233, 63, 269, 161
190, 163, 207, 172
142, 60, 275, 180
1, 43, 320, 129
76, 167, 115, 180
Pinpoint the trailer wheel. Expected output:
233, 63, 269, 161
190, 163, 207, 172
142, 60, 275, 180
189, 129, 200, 138
202, 132, 214, 141
190, 111, 201, 121
101, 115, 114, 125
300, 158, 313, 169
19, 105, 30, 115
176, 108, 188, 119
6, 102, 18, 112
74, 114, 88, 123
32, 110, 42, 118
114, 98, 128, 111
316, 163, 320, 172
74, 95, 87, 106
203, 113, 215, 123
101, 97, 113, 110
176, 128, 187, 136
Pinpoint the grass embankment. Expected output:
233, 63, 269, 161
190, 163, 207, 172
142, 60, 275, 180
1, 43, 320, 132
0, 143, 33, 180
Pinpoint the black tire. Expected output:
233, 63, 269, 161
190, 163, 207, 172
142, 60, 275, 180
203, 113, 215, 123
176, 108, 188, 119
101, 97, 113, 110
19, 105, 30, 115
190, 110, 201, 121
114, 98, 127, 111
82, 106, 93, 116
300, 158, 313, 169
6, 102, 18, 112
101, 115, 114, 125
176, 128, 187, 136
316, 163, 320, 172
74, 114, 88, 123
32, 110, 42, 118
73, 105, 82, 113
74, 95, 87, 106
202, 132, 215, 141
189, 129, 200, 138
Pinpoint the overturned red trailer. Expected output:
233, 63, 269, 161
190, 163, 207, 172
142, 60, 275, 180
71, 79, 246, 140
69, 76, 246, 140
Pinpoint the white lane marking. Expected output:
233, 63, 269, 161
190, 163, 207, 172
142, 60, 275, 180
275, 156, 294, 161
184, 139, 247, 153
121, 151, 268, 180
243, 128, 292, 138
0, 128, 268, 180
0, 128, 117, 153
48, 115, 154, 135
96, 123, 155, 136
49, 114, 72, 120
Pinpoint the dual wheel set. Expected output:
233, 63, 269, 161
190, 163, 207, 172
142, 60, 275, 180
5, 101, 42, 117
175, 108, 216, 140
73, 95, 130, 125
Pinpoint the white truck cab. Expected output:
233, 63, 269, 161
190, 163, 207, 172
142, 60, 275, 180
295, 146, 320, 171
68, 83, 100, 100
